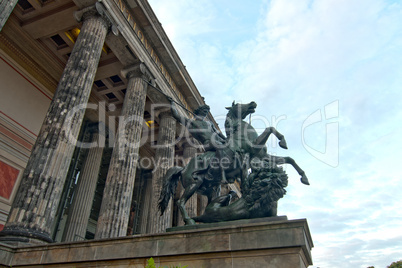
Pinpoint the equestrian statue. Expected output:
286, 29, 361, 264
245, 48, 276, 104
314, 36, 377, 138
158, 100, 309, 225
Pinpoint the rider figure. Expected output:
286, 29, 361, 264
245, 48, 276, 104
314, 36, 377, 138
168, 97, 228, 183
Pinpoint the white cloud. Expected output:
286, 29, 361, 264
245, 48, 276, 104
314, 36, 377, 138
148, 0, 402, 267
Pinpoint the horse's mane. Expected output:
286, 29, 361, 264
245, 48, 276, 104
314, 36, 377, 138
224, 106, 241, 138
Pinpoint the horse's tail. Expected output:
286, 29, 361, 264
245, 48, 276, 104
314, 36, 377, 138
158, 166, 183, 215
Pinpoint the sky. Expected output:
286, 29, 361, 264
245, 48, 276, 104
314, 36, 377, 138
146, 0, 402, 267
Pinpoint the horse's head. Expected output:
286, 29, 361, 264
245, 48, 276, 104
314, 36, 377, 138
225, 101, 257, 120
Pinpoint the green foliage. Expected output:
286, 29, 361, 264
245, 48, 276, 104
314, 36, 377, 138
145, 258, 188, 268
388, 260, 402, 268
146, 258, 156, 268
367, 260, 402, 268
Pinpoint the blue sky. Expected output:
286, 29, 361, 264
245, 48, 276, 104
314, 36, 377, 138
147, 0, 402, 267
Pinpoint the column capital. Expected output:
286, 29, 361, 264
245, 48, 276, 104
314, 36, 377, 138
121, 62, 155, 85
74, 3, 119, 36
158, 110, 175, 121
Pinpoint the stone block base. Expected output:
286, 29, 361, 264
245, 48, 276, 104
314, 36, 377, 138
0, 218, 313, 268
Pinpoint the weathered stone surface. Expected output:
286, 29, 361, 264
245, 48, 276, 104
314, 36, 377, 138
148, 112, 176, 234
231, 248, 307, 268
0, 0, 18, 31
95, 63, 151, 239
0, 218, 314, 268
167, 215, 288, 232
0, 8, 109, 244
64, 131, 105, 241
0, 243, 13, 265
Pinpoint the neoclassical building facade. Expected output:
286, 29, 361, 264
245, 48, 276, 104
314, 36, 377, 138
0, 0, 232, 244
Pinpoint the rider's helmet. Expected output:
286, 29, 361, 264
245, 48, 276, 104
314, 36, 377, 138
194, 104, 210, 116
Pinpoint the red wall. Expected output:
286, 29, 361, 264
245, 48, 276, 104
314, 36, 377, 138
0, 160, 19, 200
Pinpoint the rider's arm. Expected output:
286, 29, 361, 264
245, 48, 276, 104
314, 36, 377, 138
168, 97, 189, 126
212, 123, 226, 141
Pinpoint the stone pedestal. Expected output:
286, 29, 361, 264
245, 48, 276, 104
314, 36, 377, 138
0, 218, 314, 268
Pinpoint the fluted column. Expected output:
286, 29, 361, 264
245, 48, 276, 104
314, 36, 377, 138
139, 174, 152, 234
149, 112, 176, 234
63, 129, 105, 241
183, 142, 198, 219
95, 63, 152, 239
0, 0, 17, 31
0, 4, 112, 244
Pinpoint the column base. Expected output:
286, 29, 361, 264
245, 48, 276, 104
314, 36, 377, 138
0, 227, 53, 245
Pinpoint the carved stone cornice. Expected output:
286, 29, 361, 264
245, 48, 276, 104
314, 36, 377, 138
0, 33, 58, 93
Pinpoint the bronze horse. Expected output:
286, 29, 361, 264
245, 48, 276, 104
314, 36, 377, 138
223, 101, 309, 185
159, 101, 309, 225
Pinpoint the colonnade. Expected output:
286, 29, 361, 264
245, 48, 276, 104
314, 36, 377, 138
0, 2, 199, 244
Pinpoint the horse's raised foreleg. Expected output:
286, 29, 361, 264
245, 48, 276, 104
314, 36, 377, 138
176, 178, 203, 225
268, 155, 310, 185
269, 127, 288, 149
254, 127, 288, 150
